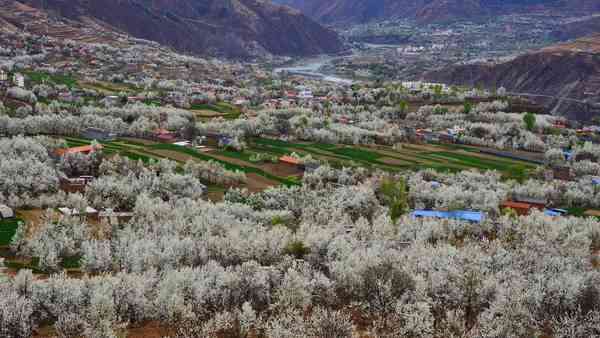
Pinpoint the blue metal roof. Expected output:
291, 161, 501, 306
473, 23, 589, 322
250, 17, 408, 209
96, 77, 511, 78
410, 210, 485, 223
544, 209, 562, 217
592, 178, 600, 186
544, 208, 567, 217
563, 150, 573, 161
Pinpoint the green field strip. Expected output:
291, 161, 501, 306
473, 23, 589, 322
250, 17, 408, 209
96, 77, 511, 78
0, 218, 21, 246
147, 143, 299, 186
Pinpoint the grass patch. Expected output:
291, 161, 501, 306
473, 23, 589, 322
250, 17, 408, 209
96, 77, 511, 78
190, 102, 242, 119
566, 207, 586, 217
424, 152, 534, 172
0, 218, 22, 246
62, 256, 81, 269
4, 258, 44, 274
23, 71, 77, 88
330, 147, 382, 162
80, 80, 137, 94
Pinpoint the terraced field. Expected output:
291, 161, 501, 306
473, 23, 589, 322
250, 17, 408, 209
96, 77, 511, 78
63, 136, 538, 197
189, 102, 243, 119
248, 138, 536, 175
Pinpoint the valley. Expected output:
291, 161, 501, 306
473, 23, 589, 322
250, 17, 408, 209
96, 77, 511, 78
1, 1, 600, 337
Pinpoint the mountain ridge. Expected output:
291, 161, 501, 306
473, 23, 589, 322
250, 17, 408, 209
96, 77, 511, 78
274, 0, 600, 24
14, 0, 345, 58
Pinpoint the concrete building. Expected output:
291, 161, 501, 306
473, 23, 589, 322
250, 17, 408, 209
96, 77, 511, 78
12, 73, 25, 88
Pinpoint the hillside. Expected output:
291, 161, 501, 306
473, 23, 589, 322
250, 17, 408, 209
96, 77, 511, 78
551, 16, 600, 41
424, 35, 600, 120
275, 0, 598, 24
12, 0, 344, 58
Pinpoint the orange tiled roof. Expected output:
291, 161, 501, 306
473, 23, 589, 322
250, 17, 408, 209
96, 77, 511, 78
280, 155, 301, 165
56, 144, 103, 156
501, 201, 533, 210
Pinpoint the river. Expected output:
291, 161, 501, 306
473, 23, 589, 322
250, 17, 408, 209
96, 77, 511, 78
274, 56, 354, 85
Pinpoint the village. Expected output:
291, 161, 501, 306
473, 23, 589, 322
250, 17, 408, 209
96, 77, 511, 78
2, 18, 600, 338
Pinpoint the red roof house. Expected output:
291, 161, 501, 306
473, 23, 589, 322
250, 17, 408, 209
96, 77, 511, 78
56, 144, 103, 157
501, 201, 535, 216
154, 129, 176, 142
279, 155, 301, 166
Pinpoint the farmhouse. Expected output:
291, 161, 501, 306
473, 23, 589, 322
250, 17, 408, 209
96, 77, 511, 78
55, 144, 104, 157
513, 196, 547, 210
154, 129, 176, 142
279, 155, 301, 166
0, 204, 15, 219
12, 73, 25, 88
501, 201, 537, 215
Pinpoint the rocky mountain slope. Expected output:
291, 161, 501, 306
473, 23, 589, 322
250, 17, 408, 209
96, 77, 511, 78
275, 0, 599, 24
12, 0, 343, 58
424, 35, 600, 120
551, 16, 600, 41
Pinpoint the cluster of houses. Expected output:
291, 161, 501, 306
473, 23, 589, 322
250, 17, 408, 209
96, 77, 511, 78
54, 144, 103, 192
0, 70, 24, 88
401, 81, 450, 94
410, 194, 567, 225
500, 196, 567, 217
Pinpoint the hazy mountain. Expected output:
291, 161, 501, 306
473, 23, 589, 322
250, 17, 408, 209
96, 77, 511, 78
424, 35, 600, 120
16, 0, 344, 58
274, 0, 599, 24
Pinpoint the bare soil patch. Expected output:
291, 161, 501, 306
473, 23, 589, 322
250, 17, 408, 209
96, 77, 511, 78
261, 162, 304, 177
585, 210, 600, 217
120, 137, 157, 146
207, 190, 226, 202
126, 321, 174, 338
149, 149, 195, 163
246, 173, 279, 192
208, 153, 261, 169
17, 209, 48, 239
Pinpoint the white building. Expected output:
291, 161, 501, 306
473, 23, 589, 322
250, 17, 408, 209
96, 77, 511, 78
12, 73, 25, 88
298, 89, 313, 100
0, 69, 7, 82
0, 204, 15, 219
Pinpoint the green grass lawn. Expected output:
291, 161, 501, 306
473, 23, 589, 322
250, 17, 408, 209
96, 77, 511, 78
190, 102, 242, 119
0, 218, 22, 246
3, 257, 44, 274
62, 256, 81, 269
422, 152, 535, 172
330, 147, 382, 162
24, 71, 77, 88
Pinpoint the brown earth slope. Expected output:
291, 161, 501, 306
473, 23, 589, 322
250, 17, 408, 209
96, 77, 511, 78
424, 35, 600, 121
16, 0, 344, 58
